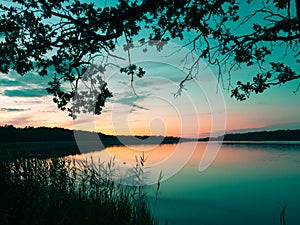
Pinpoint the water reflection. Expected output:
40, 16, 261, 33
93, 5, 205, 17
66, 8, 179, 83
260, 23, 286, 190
70, 142, 300, 225
71, 142, 200, 185
72, 141, 300, 170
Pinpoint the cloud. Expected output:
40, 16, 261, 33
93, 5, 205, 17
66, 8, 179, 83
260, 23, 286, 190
129, 104, 149, 112
0, 115, 32, 126
1, 70, 53, 92
0, 79, 22, 87
113, 95, 149, 112
4, 88, 49, 97
0, 108, 31, 112
117, 81, 128, 86
114, 96, 139, 105
133, 104, 149, 110
13, 100, 43, 104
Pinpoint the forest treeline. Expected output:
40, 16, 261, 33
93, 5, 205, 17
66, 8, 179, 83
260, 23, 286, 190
209, 129, 300, 142
1, 125, 300, 143
0, 125, 180, 144
0, 125, 182, 157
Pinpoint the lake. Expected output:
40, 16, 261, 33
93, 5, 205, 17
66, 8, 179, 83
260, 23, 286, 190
71, 142, 300, 225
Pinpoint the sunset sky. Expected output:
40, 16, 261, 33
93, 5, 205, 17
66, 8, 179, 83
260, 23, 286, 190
0, 0, 299, 138
1, 46, 299, 138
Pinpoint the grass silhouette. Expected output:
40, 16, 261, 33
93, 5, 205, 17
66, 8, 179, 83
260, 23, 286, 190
0, 152, 157, 225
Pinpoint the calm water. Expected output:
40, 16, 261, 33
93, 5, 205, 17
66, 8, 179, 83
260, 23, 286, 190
73, 142, 300, 225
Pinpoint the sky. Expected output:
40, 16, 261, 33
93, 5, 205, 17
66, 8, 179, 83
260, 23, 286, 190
1, 43, 299, 138
0, 0, 299, 138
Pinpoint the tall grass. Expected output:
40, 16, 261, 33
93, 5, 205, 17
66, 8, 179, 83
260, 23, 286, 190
0, 152, 157, 225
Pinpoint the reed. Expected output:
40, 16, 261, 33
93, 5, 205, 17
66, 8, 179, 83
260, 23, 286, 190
0, 152, 157, 225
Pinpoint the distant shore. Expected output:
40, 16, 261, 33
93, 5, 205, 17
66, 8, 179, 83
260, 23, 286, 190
1, 125, 300, 158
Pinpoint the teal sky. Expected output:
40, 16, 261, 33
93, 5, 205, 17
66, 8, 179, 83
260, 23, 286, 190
1, 52, 299, 137
0, 0, 299, 137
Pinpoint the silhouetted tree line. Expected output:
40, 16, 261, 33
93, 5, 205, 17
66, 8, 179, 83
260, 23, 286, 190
0, 125, 75, 142
2, 125, 300, 143
0, 125, 180, 144
0, 125, 181, 157
217, 130, 300, 142
1, 125, 299, 157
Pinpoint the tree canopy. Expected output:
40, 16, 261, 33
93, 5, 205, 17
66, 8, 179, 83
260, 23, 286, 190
0, 0, 299, 117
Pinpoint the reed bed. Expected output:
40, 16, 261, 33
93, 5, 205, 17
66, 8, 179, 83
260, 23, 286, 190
0, 152, 157, 225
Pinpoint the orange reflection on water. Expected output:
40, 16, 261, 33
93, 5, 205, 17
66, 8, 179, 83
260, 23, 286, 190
72, 143, 179, 166
69, 142, 272, 172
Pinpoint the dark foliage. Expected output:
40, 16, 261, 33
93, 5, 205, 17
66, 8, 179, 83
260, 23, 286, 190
0, 155, 157, 225
207, 129, 300, 142
0, 0, 299, 115
0, 125, 180, 157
